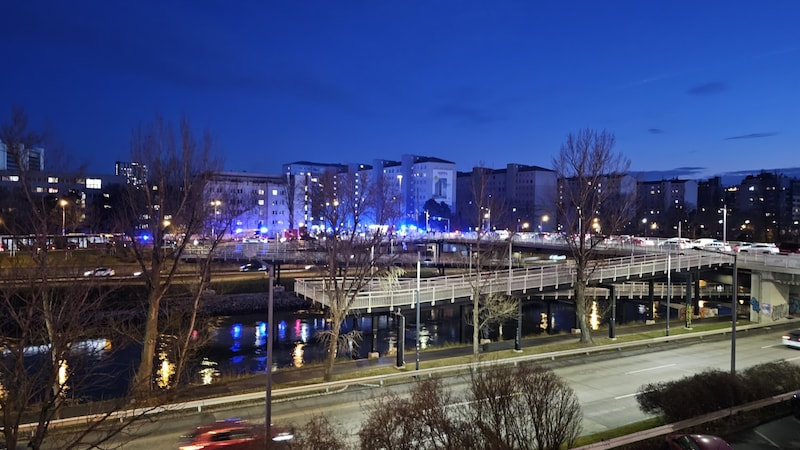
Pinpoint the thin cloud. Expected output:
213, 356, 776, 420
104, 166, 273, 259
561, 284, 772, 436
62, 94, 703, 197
687, 82, 727, 96
724, 132, 778, 140
647, 128, 663, 134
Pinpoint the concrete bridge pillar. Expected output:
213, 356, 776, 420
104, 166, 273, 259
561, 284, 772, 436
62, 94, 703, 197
749, 271, 790, 323
647, 280, 656, 323
369, 313, 379, 357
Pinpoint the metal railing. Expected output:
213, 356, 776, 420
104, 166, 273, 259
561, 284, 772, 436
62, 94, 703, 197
294, 252, 736, 312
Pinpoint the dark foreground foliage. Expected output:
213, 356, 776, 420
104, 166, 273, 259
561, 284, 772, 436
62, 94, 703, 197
636, 361, 800, 422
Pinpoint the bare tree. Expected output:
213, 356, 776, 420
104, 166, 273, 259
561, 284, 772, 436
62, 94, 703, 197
553, 129, 635, 344
163, 189, 251, 389
467, 364, 582, 450
308, 168, 400, 382
293, 414, 353, 450
358, 377, 465, 450
461, 166, 518, 357
0, 107, 152, 449
357, 366, 581, 450
117, 115, 221, 394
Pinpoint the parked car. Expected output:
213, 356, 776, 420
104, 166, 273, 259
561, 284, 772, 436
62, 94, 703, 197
240, 260, 267, 272
666, 434, 733, 450
782, 329, 800, 349
83, 267, 115, 277
778, 242, 800, 254
179, 418, 293, 450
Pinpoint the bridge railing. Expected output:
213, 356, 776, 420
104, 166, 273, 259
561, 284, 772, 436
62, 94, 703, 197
294, 251, 737, 311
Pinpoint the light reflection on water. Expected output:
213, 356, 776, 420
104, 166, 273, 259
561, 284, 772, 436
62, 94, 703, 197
151, 300, 654, 385
198, 301, 593, 379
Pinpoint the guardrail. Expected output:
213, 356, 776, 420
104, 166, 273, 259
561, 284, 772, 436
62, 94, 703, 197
27, 319, 798, 435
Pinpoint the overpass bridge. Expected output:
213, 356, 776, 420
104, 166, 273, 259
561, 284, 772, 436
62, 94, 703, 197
293, 252, 735, 313
184, 237, 800, 324
294, 248, 800, 325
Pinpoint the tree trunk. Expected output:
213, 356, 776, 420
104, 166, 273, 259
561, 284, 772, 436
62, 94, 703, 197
574, 283, 593, 344
134, 291, 161, 394
472, 294, 480, 358
323, 320, 342, 382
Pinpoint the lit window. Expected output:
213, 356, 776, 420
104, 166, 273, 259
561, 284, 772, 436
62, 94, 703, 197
272, 189, 278, 196
86, 178, 102, 189
258, 199, 265, 206
48, 176, 59, 183
48, 187, 58, 194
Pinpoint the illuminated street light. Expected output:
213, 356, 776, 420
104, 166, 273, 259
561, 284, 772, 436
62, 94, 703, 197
59, 199, 68, 236
540, 214, 549, 233
210, 200, 221, 238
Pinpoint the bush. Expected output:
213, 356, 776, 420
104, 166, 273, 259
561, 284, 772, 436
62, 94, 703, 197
637, 362, 800, 423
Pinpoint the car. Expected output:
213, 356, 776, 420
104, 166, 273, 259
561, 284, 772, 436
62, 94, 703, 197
666, 434, 733, 450
239, 261, 267, 272
732, 241, 751, 252
747, 242, 779, 254
179, 418, 293, 450
83, 267, 115, 277
782, 329, 800, 349
660, 237, 691, 251
696, 240, 732, 252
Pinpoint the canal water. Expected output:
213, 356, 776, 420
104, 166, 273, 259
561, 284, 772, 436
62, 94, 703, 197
47, 298, 689, 400
199, 299, 659, 378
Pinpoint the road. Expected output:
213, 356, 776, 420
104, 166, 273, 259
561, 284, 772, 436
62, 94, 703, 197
43, 327, 800, 449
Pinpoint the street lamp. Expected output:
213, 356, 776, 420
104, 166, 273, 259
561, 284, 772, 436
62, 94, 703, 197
59, 199, 68, 236
210, 200, 221, 238
540, 214, 549, 233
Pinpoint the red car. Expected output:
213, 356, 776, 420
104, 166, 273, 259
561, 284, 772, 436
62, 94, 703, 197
179, 418, 293, 450
666, 434, 733, 450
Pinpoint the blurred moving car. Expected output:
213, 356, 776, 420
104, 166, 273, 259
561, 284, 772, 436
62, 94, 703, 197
778, 242, 800, 254
747, 243, 779, 254
179, 418, 293, 450
239, 261, 267, 272
782, 329, 800, 349
83, 267, 115, 277
666, 434, 733, 450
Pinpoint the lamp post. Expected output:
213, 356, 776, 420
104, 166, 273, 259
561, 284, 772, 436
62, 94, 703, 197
416, 253, 421, 371
731, 252, 738, 374
210, 200, 221, 238
265, 264, 274, 440
59, 199, 68, 236
540, 214, 549, 233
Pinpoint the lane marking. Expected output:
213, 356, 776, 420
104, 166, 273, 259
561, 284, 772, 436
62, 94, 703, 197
614, 392, 639, 400
784, 355, 800, 362
625, 364, 676, 375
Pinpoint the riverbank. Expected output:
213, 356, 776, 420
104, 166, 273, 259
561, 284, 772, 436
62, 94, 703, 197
200, 289, 315, 315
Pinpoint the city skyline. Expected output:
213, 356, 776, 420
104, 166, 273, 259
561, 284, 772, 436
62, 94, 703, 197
2, 1, 800, 179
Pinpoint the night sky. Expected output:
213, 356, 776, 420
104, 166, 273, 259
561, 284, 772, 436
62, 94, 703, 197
2, 1, 799, 179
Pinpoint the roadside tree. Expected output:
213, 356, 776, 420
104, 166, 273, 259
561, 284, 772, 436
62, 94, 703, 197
307, 168, 401, 382
0, 107, 153, 449
115, 115, 221, 394
460, 166, 519, 357
553, 129, 635, 344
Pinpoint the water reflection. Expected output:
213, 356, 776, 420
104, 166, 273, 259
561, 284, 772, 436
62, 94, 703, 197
192, 300, 655, 382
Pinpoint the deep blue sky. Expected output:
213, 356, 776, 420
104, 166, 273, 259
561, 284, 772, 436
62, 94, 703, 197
2, 1, 799, 179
